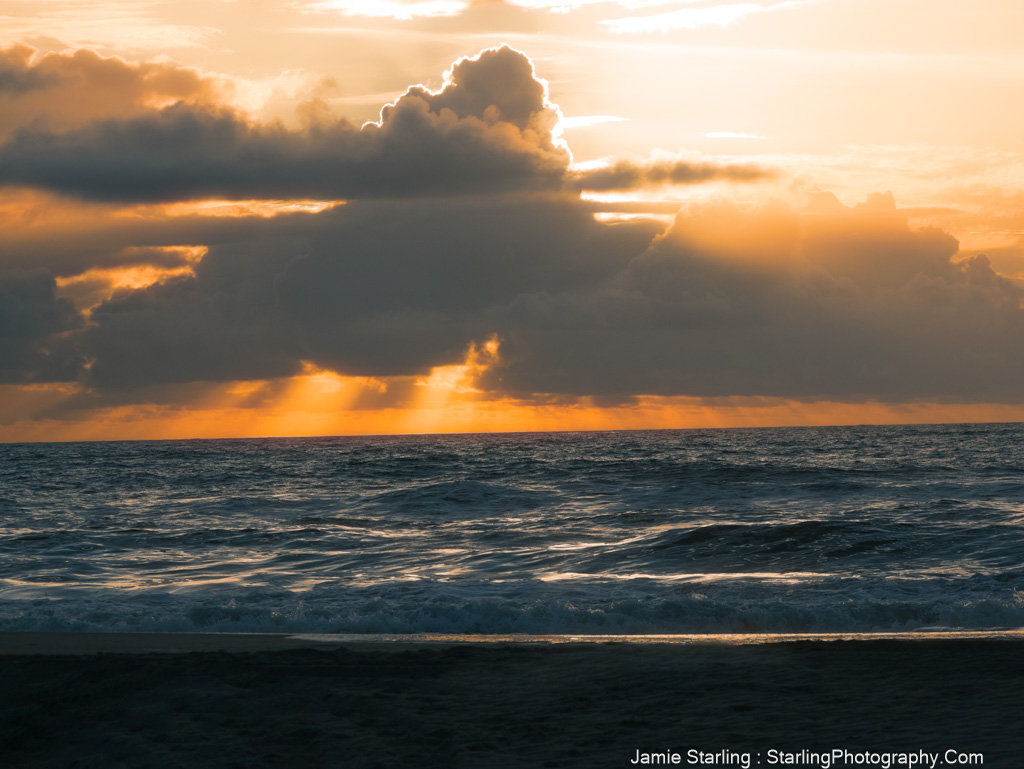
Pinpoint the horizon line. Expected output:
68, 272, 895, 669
4, 419, 1021, 446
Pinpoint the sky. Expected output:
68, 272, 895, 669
2, 0, 1024, 441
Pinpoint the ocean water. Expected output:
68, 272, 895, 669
2, 424, 1023, 635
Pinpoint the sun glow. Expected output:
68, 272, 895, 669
593, 211, 675, 224
54, 247, 208, 309
415, 336, 501, 396
148, 200, 344, 219
57, 263, 195, 292
405, 337, 503, 432
243, 363, 390, 437
559, 116, 630, 130
7, 389, 1024, 444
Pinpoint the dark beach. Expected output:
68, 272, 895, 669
2, 634, 1022, 768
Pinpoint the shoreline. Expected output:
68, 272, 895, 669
2, 629, 1024, 655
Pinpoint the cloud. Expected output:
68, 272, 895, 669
0, 270, 84, 383
0, 188, 342, 281
0, 45, 769, 203
80, 238, 308, 388
572, 154, 773, 191
37, 188, 1022, 407
800, 190, 963, 289
77, 197, 658, 388
0, 44, 222, 139
0, 45, 58, 93
0, 46, 570, 203
482, 195, 1024, 401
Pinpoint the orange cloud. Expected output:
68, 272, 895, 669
0, 45, 224, 139
415, 336, 500, 394
54, 247, 207, 311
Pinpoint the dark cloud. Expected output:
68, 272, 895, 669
0, 196, 331, 277
571, 157, 773, 192
275, 197, 657, 378
80, 197, 659, 387
82, 238, 306, 388
0, 45, 767, 203
0, 47, 570, 203
50, 191, 1024, 404
481, 198, 1024, 401
0, 270, 84, 383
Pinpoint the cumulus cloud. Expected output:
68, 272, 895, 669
0, 44, 221, 139
800, 191, 963, 288
0, 46, 570, 202
0, 46, 58, 93
0, 45, 764, 203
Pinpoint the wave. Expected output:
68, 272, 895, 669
3, 577, 1023, 635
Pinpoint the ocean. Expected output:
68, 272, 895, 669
2, 423, 1023, 635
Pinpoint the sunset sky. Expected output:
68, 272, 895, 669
2, 0, 1024, 441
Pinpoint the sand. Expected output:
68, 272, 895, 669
2, 633, 1022, 768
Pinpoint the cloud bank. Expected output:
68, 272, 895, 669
2, 44, 1023, 420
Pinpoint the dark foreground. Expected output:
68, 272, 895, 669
2, 637, 1022, 768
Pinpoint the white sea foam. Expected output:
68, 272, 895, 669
2, 577, 1024, 634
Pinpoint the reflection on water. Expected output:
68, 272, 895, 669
3, 424, 1024, 634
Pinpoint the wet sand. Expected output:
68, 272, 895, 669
2, 633, 1022, 768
